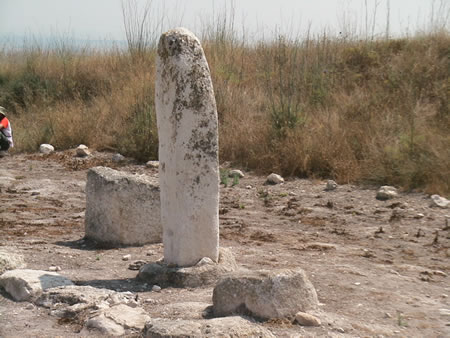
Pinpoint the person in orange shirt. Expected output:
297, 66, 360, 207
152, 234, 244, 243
0, 106, 14, 155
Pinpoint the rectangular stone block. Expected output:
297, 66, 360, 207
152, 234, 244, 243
85, 166, 161, 246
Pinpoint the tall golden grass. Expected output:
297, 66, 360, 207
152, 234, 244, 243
0, 29, 449, 194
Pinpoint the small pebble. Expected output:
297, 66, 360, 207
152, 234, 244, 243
295, 312, 321, 327
433, 270, 447, 277
146, 160, 159, 168
48, 266, 61, 272
266, 173, 284, 185
152, 285, 161, 292
122, 254, 131, 261
25, 303, 35, 310
229, 169, 245, 178
325, 180, 338, 191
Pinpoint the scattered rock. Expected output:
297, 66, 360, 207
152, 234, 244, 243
36, 285, 141, 320
430, 195, 450, 209
25, 303, 35, 310
213, 268, 318, 319
76, 144, 90, 157
39, 144, 54, 154
122, 254, 131, 261
128, 260, 146, 270
95, 303, 150, 330
229, 170, 245, 178
84, 313, 125, 336
48, 266, 61, 272
325, 180, 338, 191
295, 311, 321, 326
143, 316, 275, 338
0, 247, 26, 274
151, 285, 161, 292
376, 186, 398, 201
433, 270, 447, 277
266, 173, 284, 185
112, 153, 125, 162
146, 160, 159, 168
439, 308, 450, 316
0, 269, 73, 301
138, 248, 237, 288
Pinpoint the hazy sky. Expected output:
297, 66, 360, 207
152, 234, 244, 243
0, 0, 448, 42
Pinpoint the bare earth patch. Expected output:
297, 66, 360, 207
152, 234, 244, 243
0, 151, 449, 337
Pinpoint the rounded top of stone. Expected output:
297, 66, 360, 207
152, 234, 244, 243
158, 27, 202, 59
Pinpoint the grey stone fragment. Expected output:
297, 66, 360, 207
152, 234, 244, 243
85, 314, 125, 336
76, 144, 90, 157
85, 166, 161, 246
376, 186, 398, 200
295, 311, 321, 326
430, 194, 450, 208
325, 180, 338, 191
112, 153, 125, 162
0, 247, 26, 274
266, 173, 284, 185
100, 303, 150, 330
0, 269, 73, 301
39, 144, 54, 154
138, 248, 237, 288
143, 316, 275, 338
146, 161, 159, 168
213, 268, 318, 320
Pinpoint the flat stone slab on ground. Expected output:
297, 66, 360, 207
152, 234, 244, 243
36, 285, 135, 311
213, 268, 318, 320
143, 316, 275, 337
93, 303, 150, 330
85, 166, 161, 246
0, 269, 73, 301
138, 248, 237, 288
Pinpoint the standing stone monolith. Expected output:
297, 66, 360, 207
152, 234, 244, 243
155, 27, 219, 267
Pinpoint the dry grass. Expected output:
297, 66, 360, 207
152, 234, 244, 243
0, 30, 449, 194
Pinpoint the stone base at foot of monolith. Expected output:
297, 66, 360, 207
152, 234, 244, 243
137, 248, 237, 288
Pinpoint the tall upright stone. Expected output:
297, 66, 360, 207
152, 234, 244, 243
155, 28, 219, 267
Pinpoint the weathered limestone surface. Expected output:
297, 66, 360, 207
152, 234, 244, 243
37, 285, 148, 336
143, 316, 276, 337
213, 269, 319, 320
85, 166, 161, 246
0, 269, 73, 301
155, 27, 219, 266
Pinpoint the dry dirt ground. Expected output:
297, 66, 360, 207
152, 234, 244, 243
0, 150, 449, 337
